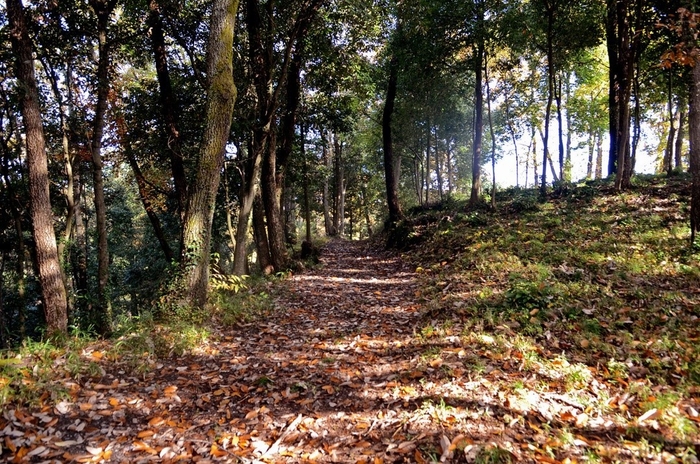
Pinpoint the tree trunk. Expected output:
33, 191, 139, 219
233, 137, 263, 275
556, 73, 565, 182
181, 0, 241, 308
301, 125, 312, 243
595, 133, 604, 179
8, 0, 68, 335
73, 164, 89, 298
88, 0, 114, 335
470, 35, 484, 207
148, 0, 188, 234
541, 4, 555, 197
446, 142, 454, 194
0, 252, 6, 348
334, 135, 346, 236
252, 190, 273, 273
689, 59, 700, 243
663, 71, 675, 175
505, 94, 520, 187
587, 127, 595, 180
322, 135, 334, 235
383, 54, 403, 224
564, 76, 573, 181
435, 127, 443, 200
425, 123, 431, 204
485, 55, 496, 209
124, 147, 175, 262
676, 105, 686, 171
261, 127, 288, 271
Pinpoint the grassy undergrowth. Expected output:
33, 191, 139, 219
0, 272, 278, 408
400, 174, 700, 454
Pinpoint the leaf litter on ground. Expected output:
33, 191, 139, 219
1, 175, 700, 463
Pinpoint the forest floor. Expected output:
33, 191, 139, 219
2, 176, 700, 463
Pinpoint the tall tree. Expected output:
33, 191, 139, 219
88, 0, 116, 335
180, 0, 241, 307
7, 0, 68, 335
383, 50, 403, 225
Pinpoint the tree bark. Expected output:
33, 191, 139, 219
88, 0, 115, 335
383, 53, 403, 224
541, 2, 555, 197
8, 0, 68, 335
252, 190, 273, 273
676, 105, 686, 170
470, 33, 484, 207
181, 0, 241, 308
663, 71, 675, 175
689, 60, 700, 243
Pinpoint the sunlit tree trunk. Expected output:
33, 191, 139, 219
688, 60, 700, 243
8, 0, 68, 335
181, 0, 241, 307
676, 105, 686, 171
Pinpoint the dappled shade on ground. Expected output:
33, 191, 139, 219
2, 178, 700, 463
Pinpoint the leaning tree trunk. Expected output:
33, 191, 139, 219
149, 0, 188, 232
688, 60, 700, 244
181, 0, 241, 308
8, 0, 68, 335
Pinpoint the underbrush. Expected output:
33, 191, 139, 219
407, 175, 700, 450
0, 269, 280, 408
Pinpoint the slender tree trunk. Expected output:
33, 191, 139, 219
261, 127, 288, 270
252, 190, 273, 273
335, 137, 346, 236
425, 123, 431, 204
663, 71, 675, 175
8, 0, 68, 335
322, 135, 334, 235
446, 142, 454, 194
688, 59, 700, 243
0, 252, 6, 348
556, 73, 565, 182
564, 76, 573, 181
233, 137, 263, 275
301, 125, 312, 243
435, 127, 443, 200
149, 0, 188, 233
485, 55, 496, 209
470, 35, 484, 207
124, 148, 175, 262
383, 54, 403, 224
542, 4, 555, 197
587, 126, 595, 179
505, 94, 520, 187
595, 132, 604, 179
676, 105, 686, 170
88, 0, 115, 334
606, 0, 620, 176
73, 164, 88, 299
180, 0, 241, 307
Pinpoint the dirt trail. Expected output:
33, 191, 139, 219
3, 239, 451, 464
